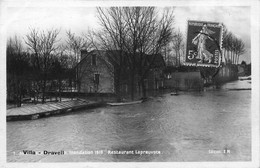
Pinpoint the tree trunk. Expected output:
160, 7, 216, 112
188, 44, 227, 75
77, 79, 81, 93
141, 79, 146, 99
236, 53, 239, 65
223, 49, 227, 64
42, 78, 46, 104
229, 51, 232, 63
233, 52, 236, 64
16, 80, 22, 107
164, 46, 167, 64
175, 51, 178, 66
232, 51, 233, 63
227, 50, 229, 62
130, 70, 135, 100
59, 78, 61, 102
167, 49, 170, 65
234, 53, 237, 65
115, 72, 122, 102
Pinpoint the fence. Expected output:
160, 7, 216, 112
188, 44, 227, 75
164, 71, 203, 91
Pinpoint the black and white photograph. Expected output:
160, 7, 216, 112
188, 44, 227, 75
0, 0, 259, 167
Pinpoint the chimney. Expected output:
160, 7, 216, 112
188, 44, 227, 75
80, 50, 88, 61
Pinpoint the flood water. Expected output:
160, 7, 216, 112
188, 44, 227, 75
7, 80, 251, 162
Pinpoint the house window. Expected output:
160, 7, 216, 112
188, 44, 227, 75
94, 73, 100, 85
92, 54, 97, 65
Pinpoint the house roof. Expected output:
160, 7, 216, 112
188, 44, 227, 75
75, 50, 106, 69
145, 53, 166, 68
75, 49, 166, 69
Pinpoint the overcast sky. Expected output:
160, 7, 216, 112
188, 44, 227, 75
5, 5, 251, 63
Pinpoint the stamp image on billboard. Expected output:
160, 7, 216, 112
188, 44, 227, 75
185, 20, 223, 67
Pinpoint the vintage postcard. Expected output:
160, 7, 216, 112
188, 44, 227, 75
0, 0, 259, 168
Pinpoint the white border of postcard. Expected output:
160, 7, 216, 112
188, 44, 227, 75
0, 0, 259, 168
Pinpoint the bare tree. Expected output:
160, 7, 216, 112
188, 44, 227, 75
66, 30, 93, 66
7, 36, 31, 107
227, 32, 234, 64
222, 24, 229, 64
222, 31, 235, 64
97, 7, 174, 99
234, 38, 246, 64
94, 7, 129, 100
222, 28, 246, 65
25, 28, 60, 103
172, 29, 183, 67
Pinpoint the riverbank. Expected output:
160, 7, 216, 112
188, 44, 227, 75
6, 99, 107, 122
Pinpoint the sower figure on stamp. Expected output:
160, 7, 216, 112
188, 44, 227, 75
192, 24, 215, 63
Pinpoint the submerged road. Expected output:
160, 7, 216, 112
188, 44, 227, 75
7, 80, 251, 162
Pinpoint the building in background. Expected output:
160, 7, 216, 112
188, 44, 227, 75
75, 50, 166, 95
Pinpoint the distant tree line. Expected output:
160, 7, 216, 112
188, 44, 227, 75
222, 25, 246, 65
7, 29, 85, 106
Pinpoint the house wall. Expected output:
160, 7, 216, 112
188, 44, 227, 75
80, 70, 114, 93
146, 69, 164, 90
119, 69, 165, 96
164, 72, 203, 91
77, 51, 166, 95
77, 52, 114, 93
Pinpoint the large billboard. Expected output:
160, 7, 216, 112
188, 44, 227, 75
184, 20, 223, 67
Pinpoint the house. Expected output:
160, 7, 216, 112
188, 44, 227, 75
141, 53, 166, 91
75, 50, 166, 95
75, 50, 115, 93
